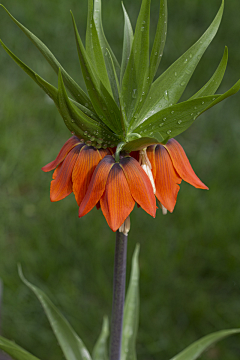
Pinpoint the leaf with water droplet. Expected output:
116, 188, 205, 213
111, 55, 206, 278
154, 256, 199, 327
164, 90, 169, 101
58, 69, 120, 145
149, 0, 167, 85
134, 94, 222, 141
71, 12, 122, 135
121, 3, 134, 84
121, 0, 151, 124
133, 0, 224, 128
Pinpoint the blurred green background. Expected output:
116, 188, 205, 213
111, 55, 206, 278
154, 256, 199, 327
0, 0, 240, 359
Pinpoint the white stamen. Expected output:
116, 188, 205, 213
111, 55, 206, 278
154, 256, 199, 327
119, 216, 131, 235
158, 202, 167, 215
139, 149, 156, 194
141, 164, 156, 193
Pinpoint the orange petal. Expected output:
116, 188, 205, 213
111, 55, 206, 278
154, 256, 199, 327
78, 155, 114, 217
164, 139, 208, 189
72, 146, 102, 206
100, 164, 135, 232
52, 162, 63, 180
120, 157, 156, 217
42, 136, 81, 172
154, 145, 182, 212
50, 145, 81, 201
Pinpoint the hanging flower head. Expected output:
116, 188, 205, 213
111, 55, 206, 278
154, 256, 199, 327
2, 0, 240, 231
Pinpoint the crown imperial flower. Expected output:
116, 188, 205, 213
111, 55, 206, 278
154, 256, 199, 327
2, 0, 240, 231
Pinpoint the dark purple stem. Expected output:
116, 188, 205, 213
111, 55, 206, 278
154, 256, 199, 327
109, 230, 128, 360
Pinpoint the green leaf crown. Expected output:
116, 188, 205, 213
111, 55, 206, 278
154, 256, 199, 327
1, 0, 240, 152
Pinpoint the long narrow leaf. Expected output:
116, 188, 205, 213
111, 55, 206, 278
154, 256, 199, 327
149, 0, 167, 84
120, 4, 133, 84
18, 265, 92, 360
92, 317, 109, 360
86, 0, 112, 95
71, 12, 123, 135
58, 71, 86, 139
58, 69, 120, 147
0, 336, 40, 360
134, 79, 240, 142
134, 0, 224, 127
0, 40, 59, 105
93, 0, 121, 102
170, 329, 240, 360
190, 46, 228, 99
0, 5, 93, 109
121, 0, 151, 124
93, 0, 120, 77
121, 245, 140, 360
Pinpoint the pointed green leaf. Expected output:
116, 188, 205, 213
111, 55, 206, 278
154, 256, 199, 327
134, 95, 220, 140
0, 40, 59, 105
18, 265, 92, 360
121, 245, 140, 360
71, 12, 123, 136
86, 0, 112, 95
134, 79, 240, 142
120, 3, 133, 84
134, 0, 224, 127
0, 5, 93, 109
93, 0, 120, 77
149, 0, 167, 84
0, 336, 41, 360
105, 48, 121, 108
58, 71, 87, 138
93, 0, 121, 102
121, 0, 151, 123
92, 317, 109, 360
170, 329, 240, 360
190, 46, 228, 99
58, 69, 120, 146
199, 79, 240, 114
122, 136, 163, 152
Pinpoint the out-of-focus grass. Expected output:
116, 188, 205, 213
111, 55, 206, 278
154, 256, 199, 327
0, 0, 240, 359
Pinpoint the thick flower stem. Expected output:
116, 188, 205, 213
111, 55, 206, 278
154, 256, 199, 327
109, 230, 128, 360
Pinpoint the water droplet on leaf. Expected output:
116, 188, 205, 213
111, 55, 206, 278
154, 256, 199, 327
164, 90, 169, 101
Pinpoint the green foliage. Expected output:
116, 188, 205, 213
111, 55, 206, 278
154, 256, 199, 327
92, 317, 109, 360
121, 245, 140, 360
170, 330, 240, 360
18, 265, 92, 360
0, 337, 40, 360
1, 0, 239, 152
0, 249, 240, 360
1, 0, 240, 359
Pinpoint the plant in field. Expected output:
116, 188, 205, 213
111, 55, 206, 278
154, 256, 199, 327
1, 0, 240, 359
